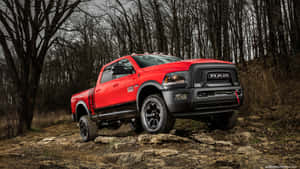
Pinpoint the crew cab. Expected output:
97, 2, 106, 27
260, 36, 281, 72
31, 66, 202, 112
71, 54, 243, 141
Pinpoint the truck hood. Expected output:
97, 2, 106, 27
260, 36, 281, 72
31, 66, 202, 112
141, 58, 233, 73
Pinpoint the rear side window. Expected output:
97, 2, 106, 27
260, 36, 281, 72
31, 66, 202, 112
100, 66, 113, 83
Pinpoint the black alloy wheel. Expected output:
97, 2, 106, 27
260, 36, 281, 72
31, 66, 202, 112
145, 101, 162, 130
79, 115, 98, 142
79, 120, 88, 138
140, 94, 174, 133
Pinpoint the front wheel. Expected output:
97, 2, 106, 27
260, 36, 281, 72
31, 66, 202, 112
140, 94, 174, 133
79, 115, 98, 142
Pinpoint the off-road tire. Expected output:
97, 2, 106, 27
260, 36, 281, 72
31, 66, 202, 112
209, 111, 238, 130
140, 94, 174, 133
79, 115, 98, 142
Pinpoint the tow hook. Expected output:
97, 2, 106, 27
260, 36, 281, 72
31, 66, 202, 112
235, 90, 240, 105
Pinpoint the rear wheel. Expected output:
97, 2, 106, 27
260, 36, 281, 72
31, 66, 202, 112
79, 115, 98, 142
208, 111, 238, 130
140, 94, 174, 133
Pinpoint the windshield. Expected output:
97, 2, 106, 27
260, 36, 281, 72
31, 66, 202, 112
132, 55, 182, 68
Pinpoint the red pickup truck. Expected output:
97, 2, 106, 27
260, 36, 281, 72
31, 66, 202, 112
71, 54, 243, 141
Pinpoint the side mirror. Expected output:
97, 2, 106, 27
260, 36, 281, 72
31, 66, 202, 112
112, 65, 134, 75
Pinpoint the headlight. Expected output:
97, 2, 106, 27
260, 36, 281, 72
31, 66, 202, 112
163, 71, 188, 86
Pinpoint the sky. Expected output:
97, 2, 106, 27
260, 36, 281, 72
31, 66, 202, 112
0, 0, 107, 59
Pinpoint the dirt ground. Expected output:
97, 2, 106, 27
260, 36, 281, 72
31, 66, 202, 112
0, 110, 299, 169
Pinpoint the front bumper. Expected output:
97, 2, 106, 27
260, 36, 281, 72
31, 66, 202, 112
162, 86, 243, 117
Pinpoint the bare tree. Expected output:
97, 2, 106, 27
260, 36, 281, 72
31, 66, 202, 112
0, 0, 82, 133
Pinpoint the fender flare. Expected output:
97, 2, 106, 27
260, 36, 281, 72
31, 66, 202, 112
136, 80, 163, 112
75, 101, 91, 121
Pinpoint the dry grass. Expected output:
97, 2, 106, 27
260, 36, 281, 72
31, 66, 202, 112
238, 60, 300, 113
238, 59, 300, 130
0, 110, 70, 139
31, 111, 70, 129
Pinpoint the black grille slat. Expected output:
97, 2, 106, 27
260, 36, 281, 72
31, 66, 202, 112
190, 63, 238, 88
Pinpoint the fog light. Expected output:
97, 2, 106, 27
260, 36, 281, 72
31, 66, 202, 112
175, 93, 187, 101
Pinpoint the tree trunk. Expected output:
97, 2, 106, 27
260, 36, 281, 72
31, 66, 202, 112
293, 0, 300, 53
266, 0, 281, 66
222, 0, 230, 61
152, 0, 168, 53
254, 0, 264, 58
171, 1, 181, 58
17, 64, 41, 133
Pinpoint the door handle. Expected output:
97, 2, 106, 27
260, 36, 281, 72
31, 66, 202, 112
96, 89, 101, 93
113, 83, 119, 88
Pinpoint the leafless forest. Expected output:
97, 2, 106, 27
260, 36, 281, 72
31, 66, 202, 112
0, 0, 299, 137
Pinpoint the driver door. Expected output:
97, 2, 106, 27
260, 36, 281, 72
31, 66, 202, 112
112, 59, 138, 104
94, 59, 137, 110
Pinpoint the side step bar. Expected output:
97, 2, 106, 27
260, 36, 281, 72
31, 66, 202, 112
91, 110, 136, 120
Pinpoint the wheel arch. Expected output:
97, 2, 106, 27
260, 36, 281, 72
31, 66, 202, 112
75, 101, 91, 122
136, 80, 163, 112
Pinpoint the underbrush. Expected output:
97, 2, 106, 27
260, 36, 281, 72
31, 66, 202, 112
0, 111, 70, 139
238, 55, 300, 130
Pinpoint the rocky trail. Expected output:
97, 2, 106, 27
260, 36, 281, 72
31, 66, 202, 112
0, 112, 299, 169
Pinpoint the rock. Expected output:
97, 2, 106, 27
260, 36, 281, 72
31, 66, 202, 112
231, 132, 252, 145
138, 134, 190, 144
113, 143, 133, 149
248, 115, 261, 120
257, 137, 268, 142
237, 146, 261, 155
37, 137, 56, 144
55, 138, 68, 145
137, 134, 152, 143
237, 117, 244, 123
150, 134, 191, 144
94, 136, 118, 144
250, 122, 264, 127
170, 129, 177, 135
75, 142, 90, 148
192, 133, 215, 145
104, 152, 144, 164
220, 146, 232, 151
118, 152, 143, 164
144, 148, 179, 157
120, 136, 137, 144
248, 126, 261, 132
146, 159, 166, 168
218, 167, 233, 169
42, 137, 56, 142
187, 149, 200, 154
215, 141, 233, 146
